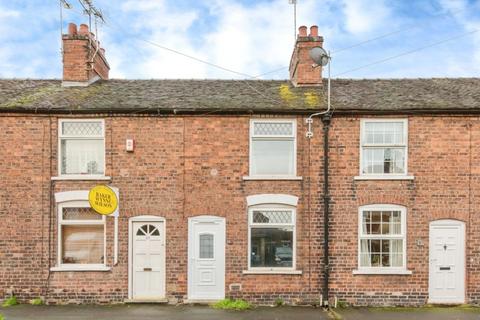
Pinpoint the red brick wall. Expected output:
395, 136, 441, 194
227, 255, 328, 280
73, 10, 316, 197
0, 114, 323, 305
0, 116, 50, 301
329, 116, 480, 306
2, 113, 480, 306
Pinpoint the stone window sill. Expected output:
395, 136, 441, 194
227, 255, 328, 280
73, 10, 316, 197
50, 265, 111, 272
51, 175, 112, 181
353, 269, 412, 275
354, 175, 414, 181
242, 269, 302, 275
243, 176, 303, 181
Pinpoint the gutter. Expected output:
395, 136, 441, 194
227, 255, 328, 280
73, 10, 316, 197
321, 112, 331, 306
2, 107, 480, 116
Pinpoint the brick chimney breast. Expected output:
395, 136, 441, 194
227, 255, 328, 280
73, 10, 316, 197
62, 22, 110, 87
289, 25, 324, 87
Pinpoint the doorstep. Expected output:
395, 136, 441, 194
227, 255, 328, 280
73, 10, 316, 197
184, 299, 220, 304
124, 298, 169, 304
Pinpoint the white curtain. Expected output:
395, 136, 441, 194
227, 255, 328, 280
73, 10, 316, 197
360, 240, 370, 267
62, 139, 104, 174
360, 217, 371, 267
390, 239, 403, 267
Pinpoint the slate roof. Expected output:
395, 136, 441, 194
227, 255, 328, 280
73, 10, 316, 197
0, 78, 479, 114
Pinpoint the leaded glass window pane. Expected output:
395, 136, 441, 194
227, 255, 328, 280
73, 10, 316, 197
252, 210, 293, 224
62, 121, 103, 136
253, 122, 293, 136
63, 207, 101, 220
199, 234, 214, 259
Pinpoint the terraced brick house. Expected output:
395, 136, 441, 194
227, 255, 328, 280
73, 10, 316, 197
1, 23, 480, 306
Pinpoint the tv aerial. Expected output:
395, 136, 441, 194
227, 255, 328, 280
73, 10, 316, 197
289, 0, 297, 42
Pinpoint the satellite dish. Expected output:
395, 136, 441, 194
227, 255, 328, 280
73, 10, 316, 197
309, 47, 330, 66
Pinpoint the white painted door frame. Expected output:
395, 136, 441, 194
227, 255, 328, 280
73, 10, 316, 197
128, 215, 166, 300
188, 215, 226, 301
428, 219, 466, 304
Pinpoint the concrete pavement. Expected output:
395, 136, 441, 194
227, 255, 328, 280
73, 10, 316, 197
0, 304, 327, 320
336, 306, 480, 320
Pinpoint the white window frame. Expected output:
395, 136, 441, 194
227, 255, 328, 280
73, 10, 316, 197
58, 119, 106, 179
55, 200, 107, 271
247, 204, 297, 273
358, 119, 411, 179
354, 204, 411, 275
248, 119, 298, 179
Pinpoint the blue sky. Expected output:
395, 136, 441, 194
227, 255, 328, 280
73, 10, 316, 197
0, 0, 479, 79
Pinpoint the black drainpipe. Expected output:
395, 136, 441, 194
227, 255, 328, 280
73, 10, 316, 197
322, 112, 331, 306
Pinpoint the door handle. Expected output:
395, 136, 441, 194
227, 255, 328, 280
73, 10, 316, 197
143, 267, 152, 271
439, 267, 451, 271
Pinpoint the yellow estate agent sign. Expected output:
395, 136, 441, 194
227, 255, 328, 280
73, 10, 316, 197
88, 185, 118, 215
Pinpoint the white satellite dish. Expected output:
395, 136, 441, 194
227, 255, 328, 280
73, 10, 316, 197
309, 47, 330, 67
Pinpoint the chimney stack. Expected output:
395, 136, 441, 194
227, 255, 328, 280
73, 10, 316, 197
289, 25, 324, 87
62, 23, 110, 87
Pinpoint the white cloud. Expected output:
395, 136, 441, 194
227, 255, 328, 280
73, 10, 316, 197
0, 0, 478, 79
340, 0, 391, 34
98, 0, 207, 78
96, 0, 329, 79
199, 0, 328, 78
437, 0, 480, 74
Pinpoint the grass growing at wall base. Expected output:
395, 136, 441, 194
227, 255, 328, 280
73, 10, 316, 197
0, 313, 4, 320
211, 299, 252, 311
30, 298, 44, 306
2, 296, 18, 307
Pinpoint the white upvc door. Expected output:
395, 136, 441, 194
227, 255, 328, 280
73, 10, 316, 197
429, 220, 465, 304
188, 216, 225, 301
132, 221, 165, 299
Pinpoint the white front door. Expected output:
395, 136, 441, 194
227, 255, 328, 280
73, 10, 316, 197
429, 220, 465, 304
188, 216, 225, 301
132, 221, 165, 299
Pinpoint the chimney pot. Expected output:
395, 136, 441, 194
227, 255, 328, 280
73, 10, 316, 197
79, 24, 89, 35
310, 25, 319, 37
67, 23, 77, 35
299, 26, 307, 37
